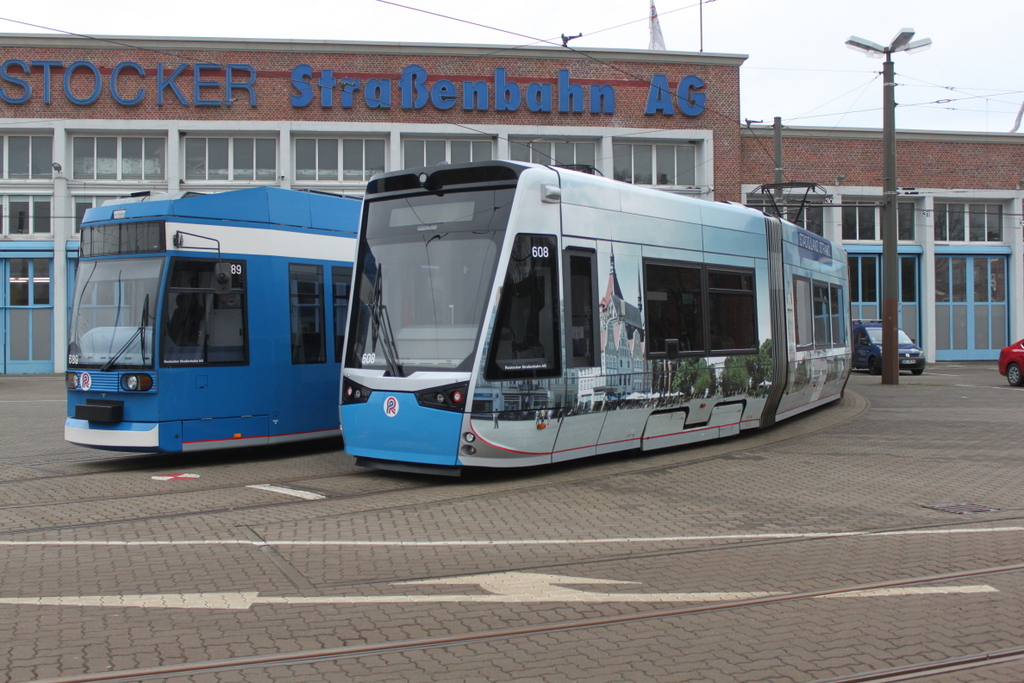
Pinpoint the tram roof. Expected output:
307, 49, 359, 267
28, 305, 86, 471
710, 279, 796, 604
84, 186, 361, 236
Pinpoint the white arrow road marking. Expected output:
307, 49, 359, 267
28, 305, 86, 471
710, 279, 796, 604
0, 572, 998, 610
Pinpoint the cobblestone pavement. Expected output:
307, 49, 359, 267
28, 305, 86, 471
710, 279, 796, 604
0, 363, 1022, 682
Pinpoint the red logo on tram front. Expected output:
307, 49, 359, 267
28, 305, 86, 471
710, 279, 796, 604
80, 372, 92, 391
383, 396, 400, 417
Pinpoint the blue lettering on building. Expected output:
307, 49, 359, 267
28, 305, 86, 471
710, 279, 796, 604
0, 60, 31, 104
0, 57, 707, 117
0, 59, 259, 106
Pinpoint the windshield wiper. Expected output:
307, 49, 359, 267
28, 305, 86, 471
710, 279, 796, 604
100, 294, 149, 372
368, 265, 404, 377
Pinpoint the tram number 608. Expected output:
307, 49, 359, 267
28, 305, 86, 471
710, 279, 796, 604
531, 245, 549, 259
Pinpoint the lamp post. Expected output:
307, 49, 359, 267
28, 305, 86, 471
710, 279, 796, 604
845, 29, 931, 385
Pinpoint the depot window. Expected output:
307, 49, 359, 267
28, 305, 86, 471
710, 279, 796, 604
510, 140, 596, 170
295, 138, 385, 182
73, 136, 165, 181
841, 201, 915, 241
184, 137, 275, 181
934, 203, 1003, 242
2, 195, 51, 235
3, 135, 53, 180
403, 138, 492, 168
613, 142, 696, 186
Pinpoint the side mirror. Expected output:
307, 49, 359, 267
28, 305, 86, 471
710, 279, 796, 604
214, 262, 232, 294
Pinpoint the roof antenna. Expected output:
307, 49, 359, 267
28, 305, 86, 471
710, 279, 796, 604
561, 33, 582, 47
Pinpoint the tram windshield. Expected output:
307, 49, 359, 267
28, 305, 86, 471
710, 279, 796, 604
345, 187, 515, 376
68, 257, 162, 369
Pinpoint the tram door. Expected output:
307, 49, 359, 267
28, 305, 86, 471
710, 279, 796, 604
1, 257, 54, 374
934, 256, 1007, 361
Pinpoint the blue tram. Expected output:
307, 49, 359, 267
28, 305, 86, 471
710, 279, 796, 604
340, 161, 851, 475
65, 187, 359, 452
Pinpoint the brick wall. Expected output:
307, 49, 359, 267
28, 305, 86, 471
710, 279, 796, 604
0, 38, 744, 198
740, 129, 1024, 192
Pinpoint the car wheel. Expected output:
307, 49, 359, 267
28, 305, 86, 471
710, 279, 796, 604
868, 356, 881, 375
911, 368, 924, 376
1008, 363, 1024, 387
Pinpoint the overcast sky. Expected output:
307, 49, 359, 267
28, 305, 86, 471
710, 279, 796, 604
2, 0, 1022, 134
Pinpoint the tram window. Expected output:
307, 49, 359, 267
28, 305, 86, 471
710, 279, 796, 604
162, 258, 247, 366
332, 266, 352, 361
485, 234, 561, 380
708, 268, 757, 353
565, 250, 598, 368
793, 276, 812, 349
645, 262, 704, 357
830, 284, 846, 345
289, 264, 326, 364
813, 282, 831, 346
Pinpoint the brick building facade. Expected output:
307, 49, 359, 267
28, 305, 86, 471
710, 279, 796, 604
1, 34, 1021, 372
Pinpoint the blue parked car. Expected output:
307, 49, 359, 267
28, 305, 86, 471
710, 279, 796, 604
852, 320, 926, 375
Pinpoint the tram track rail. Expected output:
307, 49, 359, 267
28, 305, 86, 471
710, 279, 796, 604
27, 561, 1024, 683
0, 472, 400, 513
0, 481, 442, 538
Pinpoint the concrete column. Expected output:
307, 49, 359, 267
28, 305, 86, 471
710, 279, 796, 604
920, 195, 936, 360
51, 121, 69, 373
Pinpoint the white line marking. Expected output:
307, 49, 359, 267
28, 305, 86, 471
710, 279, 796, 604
246, 484, 326, 500
1, 527, 1021, 547
0, 572, 998, 610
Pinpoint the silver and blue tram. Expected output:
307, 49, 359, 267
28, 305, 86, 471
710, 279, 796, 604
65, 187, 359, 452
340, 161, 850, 474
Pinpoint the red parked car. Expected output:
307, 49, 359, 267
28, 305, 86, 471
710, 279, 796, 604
998, 338, 1024, 387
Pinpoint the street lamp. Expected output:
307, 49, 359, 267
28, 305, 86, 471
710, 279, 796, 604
845, 29, 931, 385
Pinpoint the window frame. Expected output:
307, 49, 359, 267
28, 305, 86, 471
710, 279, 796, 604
793, 274, 845, 351
2, 195, 52, 235
294, 137, 385, 182
613, 142, 697, 187
183, 136, 276, 182
934, 202, 1003, 243
72, 135, 165, 181
289, 263, 327, 365
402, 137, 492, 169
484, 234, 562, 381
161, 257, 249, 367
563, 248, 600, 368
644, 259, 759, 359
3, 135, 53, 180
510, 139, 597, 169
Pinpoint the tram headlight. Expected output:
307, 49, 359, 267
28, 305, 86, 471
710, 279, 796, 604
414, 382, 470, 412
65, 372, 79, 390
120, 373, 153, 392
342, 378, 373, 404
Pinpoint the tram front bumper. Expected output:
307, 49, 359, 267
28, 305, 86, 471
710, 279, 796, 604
64, 418, 162, 450
341, 393, 463, 467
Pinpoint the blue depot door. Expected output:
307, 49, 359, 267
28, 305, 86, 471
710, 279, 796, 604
2, 257, 54, 374
934, 255, 1008, 361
